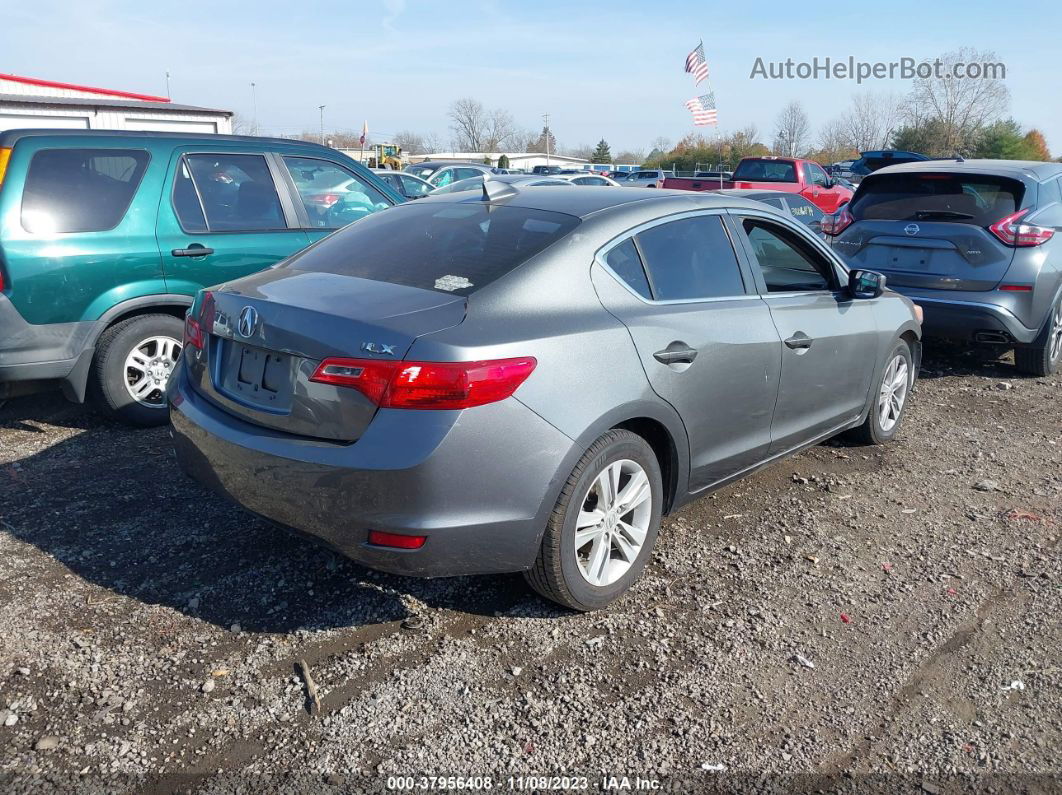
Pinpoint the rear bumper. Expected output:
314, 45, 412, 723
168, 367, 576, 577
891, 290, 1039, 344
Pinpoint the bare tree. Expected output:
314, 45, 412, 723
816, 118, 855, 163
841, 91, 902, 152
651, 136, 671, 153
393, 130, 426, 155
614, 149, 645, 165
908, 47, 1010, 153
447, 98, 518, 151
772, 101, 810, 156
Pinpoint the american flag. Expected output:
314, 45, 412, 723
684, 93, 718, 126
684, 41, 709, 84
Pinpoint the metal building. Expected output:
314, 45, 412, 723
0, 73, 232, 134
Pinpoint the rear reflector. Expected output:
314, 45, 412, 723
310, 356, 537, 410
989, 209, 1055, 247
368, 530, 427, 549
821, 206, 854, 236
998, 284, 1033, 292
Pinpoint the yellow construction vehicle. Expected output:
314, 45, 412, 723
368, 143, 403, 170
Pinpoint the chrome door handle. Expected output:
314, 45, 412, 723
654, 346, 698, 364
784, 333, 813, 350
172, 246, 214, 257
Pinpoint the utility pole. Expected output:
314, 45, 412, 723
543, 112, 551, 166
318, 105, 326, 146
250, 82, 257, 135
165, 71, 171, 100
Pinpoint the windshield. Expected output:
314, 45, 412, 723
283, 202, 581, 296
732, 159, 797, 183
849, 173, 1024, 225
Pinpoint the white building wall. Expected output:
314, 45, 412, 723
0, 102, 232, 134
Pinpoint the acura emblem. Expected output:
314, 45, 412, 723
237, 306, 259, 338
904, 223, 920, 236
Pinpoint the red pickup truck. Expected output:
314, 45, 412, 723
658, 156, 852, 213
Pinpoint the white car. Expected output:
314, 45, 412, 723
556, 174, 621, 187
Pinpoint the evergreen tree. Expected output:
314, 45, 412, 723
591, 139, 612, 163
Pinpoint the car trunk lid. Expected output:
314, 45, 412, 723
188, 268, 466, 442
835, 171, 1026, 291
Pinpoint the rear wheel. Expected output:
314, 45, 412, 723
91, 314, 183, 427
525, 430, 662, 611
846, 339, 913, 445
1014, 297, 1062, 377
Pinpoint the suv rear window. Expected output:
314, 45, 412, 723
849, 173, 1024, 225
732, 159, 796, 183
284, 202, 580, 296
21, 148, 150, 234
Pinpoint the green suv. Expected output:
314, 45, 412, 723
0, 130, 403, 424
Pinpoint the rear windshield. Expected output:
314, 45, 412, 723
849, 173, 1024, 225
732, 159, 797, 183
284, 201, 580, 296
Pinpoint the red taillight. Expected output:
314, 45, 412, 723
989, 209, 1055, 247
310, 356, 537, 410
183, 315, 203, 350
367, 530, 426, 549
998, 284, 1033, 292
822, 206, 854, 236
311, 193, 341, 208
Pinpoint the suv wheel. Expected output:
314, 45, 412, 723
1015, 297, 1062, 377
91, 314, 183, 427
525, 430, 663, 611
846, 339, 913, 445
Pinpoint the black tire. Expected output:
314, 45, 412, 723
524, 429, 663, 611
846, 339, 914, 446
90, 313, 183, 427
1014, 296, 1062, 377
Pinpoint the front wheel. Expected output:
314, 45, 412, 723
525, 430, 663, 611
846, 339, 913, 445
1014, 296, 1062, 377
90, 313, 183, 427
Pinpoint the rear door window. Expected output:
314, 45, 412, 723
283, 202, 580, 296
182, 153, 285, 232
282, 156, 392, 229
849, 173, 1024, 225
21, 148, 150, 234
634, 215, 746, 301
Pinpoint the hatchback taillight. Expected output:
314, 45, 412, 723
310, 356, 537, 410
989, 209, 1054, 247
822, 206, 854, 236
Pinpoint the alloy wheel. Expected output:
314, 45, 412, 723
878, 354, 909, 432
124, 336, 181, 407
573, 459, 653, 587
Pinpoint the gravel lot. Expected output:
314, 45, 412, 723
1, 343, 1059, 793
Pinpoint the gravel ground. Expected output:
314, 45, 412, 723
0, 343, 1059, 794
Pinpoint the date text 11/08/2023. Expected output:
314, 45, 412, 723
385, 775, 665, 791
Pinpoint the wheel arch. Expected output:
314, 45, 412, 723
61, 295, 192, 403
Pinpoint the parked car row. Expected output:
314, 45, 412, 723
3, 129, 1058, 613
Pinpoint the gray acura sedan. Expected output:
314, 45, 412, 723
169, 186, 922, 610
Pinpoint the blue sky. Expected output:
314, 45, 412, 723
4, 0, 1060, 156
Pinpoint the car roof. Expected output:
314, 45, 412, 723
429, 185, 769, 219
0, 128, 337, 151
873, 158, 1062, 181
713, 188, 797, 200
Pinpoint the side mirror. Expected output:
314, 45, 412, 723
849, 269, 885, 299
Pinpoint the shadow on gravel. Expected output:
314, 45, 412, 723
918, 338, 1025, 380
1, 401, 551, 634
0, 390, 104, 433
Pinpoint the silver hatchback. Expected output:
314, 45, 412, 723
170, 187, 921, 610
